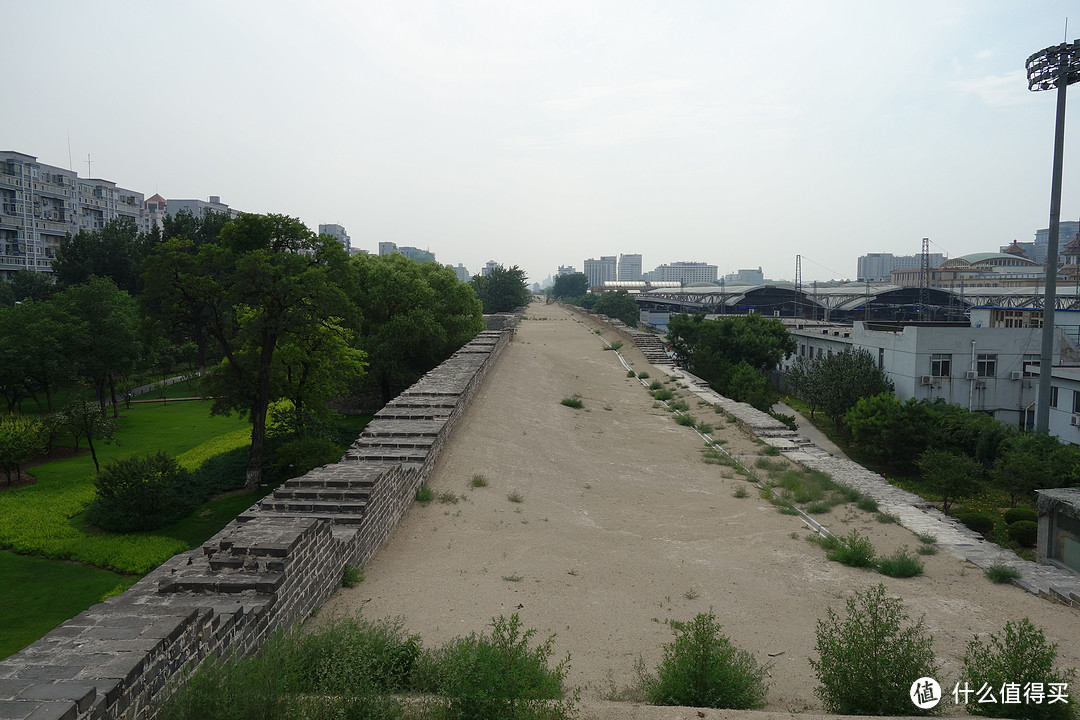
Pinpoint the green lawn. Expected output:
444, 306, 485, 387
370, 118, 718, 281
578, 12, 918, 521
0, 401, 249, 574
0, 550, 136, 659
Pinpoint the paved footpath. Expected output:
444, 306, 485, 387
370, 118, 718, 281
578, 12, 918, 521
613, 332, 1080, 608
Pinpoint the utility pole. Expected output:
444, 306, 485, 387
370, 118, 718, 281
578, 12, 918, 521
1027, 39, 1080, 434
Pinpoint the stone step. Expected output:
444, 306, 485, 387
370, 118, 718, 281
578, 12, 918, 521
283, 476, 377, 490
343, 447, 428, 464
272, 487, 371, 502
160, 571, 284, 595
238, 509, 369, 526
258, 499, 369, 515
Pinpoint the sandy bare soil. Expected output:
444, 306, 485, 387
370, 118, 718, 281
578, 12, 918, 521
321, 301, 1079, 717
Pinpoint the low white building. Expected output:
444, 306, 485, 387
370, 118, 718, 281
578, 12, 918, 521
781, 308, 1080, 429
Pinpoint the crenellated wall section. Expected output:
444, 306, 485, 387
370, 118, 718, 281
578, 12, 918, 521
0, 321, 517, 720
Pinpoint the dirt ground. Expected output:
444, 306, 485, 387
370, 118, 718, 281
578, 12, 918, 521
321, 301, 1080, 717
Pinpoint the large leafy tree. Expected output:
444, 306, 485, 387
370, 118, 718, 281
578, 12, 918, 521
917, 448, 984, 516
471, 265, 529, 313
786, 348, 894, 430
143, 213, 352, 491
593, 289, 640, 327
52, 217, 155, 293
844, 394, 934, 470
552, 273, 589, 299
11, 269, 55, 302
54, 277, 143, 417
992, 433, 1080, 507
666, 312, 794, 410
347, 253, 483, 404
0, 299, 76, 412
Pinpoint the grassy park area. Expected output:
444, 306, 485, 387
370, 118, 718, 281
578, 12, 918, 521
0, 401, 259, 658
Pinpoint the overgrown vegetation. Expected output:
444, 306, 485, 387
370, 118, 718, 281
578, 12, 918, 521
959, 618, 1077, 720
637, 611, 769, 710
811, 584, 938, 715
559, 396, 583, 409
158, 613, 575, 720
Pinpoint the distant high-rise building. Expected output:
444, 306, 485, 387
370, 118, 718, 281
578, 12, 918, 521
449, 263, 472, 282
167, 195, 240, 220
481, 260, 500, 277
319, 223, 351, 253
584, 256, 617, 287
556, 265, 577, 276
653, 261, 718, 284
856, 253, 946, 282
724, 267, 765, 284
377, 241, 434, 263
618, 253, 642, 281
1034, 221, 1080, 264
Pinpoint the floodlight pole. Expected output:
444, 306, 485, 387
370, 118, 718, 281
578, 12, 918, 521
1029, 40, 1080, 434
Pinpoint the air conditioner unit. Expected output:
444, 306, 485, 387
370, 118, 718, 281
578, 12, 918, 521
1009, 371, 1023, 380
1071, 415, 1080, 427
964, 370, 978, 380
920, 375, 934, 386
975, 380, 987, 390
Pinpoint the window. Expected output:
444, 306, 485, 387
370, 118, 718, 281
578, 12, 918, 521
1023, 354, 1039, 377
878, 348, 884, 369
930, 353, 951, 377
1073, 388, 1080, 414
976, 354, 997, 378
1051, 386, 1059, 408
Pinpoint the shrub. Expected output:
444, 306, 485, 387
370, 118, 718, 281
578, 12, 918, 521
960, 618, 1077, 720
642, 611, 769, 709
268, 437, 343, 482
958, 513, 996, 536
0, 413, 48, 485
507, 490, 524, 503
560, 397, 583, 409
638, 372, 650, 379
769, 411, 797, 431
416, 485, 434, 503
856, 496, 880, 513
984, 563, 1022, 584
811, 584, 938, 715
697, 423, 714, 434
1007, 520, 1039, 547
651, 389, 674, 401
418, 613, 573, 719
342, 564, 364, 588
649, 380, 664, 390
470, 474, 489, 488
86, 452, 197, 533
826, 529, 876, 568
1004, 507, 1039, 525
674, 414, 695, 427
876, 547, 924, 578
627, 370, 636, 377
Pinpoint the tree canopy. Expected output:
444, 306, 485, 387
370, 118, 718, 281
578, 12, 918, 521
471, 265, 529, 313
786, 348, 894, 430
666, 312, 794, 410
551, 273, 589, 299
52, 217, 156, 293
143, 213, 353, 491
593, 289, 639, 327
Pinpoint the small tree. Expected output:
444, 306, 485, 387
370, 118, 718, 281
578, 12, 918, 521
551, 272, 589, 299
643, 611, 769, 710
918, 448, 984, 516
960, 618, 1076, 720
811, 584, 938, 716
470, 265, 529, 313
63, 397, 118, 473
845, 394, 934, 469
87, 452, 196, 532
0, 414, 48, 485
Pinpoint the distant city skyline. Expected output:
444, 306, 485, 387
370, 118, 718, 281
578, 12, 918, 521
8, 2, 1080, 284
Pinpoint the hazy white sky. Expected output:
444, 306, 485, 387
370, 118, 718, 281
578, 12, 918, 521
8, 1, 1080, 282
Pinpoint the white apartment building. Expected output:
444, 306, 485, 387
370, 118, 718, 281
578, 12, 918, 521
449, 263, 471, 282
583, 256, 617, 288
618, 253, 642, 282
318, 223, 351, 253
654, 261, 718, 285
780, 309, 1080, 429
166, 196, 240, 221
0, 151, 151, 279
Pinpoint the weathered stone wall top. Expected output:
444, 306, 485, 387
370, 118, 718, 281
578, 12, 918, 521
0, 320, 518, 720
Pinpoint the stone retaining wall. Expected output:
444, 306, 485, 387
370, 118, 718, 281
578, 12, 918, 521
0, 322, 517, 720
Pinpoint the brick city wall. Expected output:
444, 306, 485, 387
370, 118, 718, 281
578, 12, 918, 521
0, 321, 516, 720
